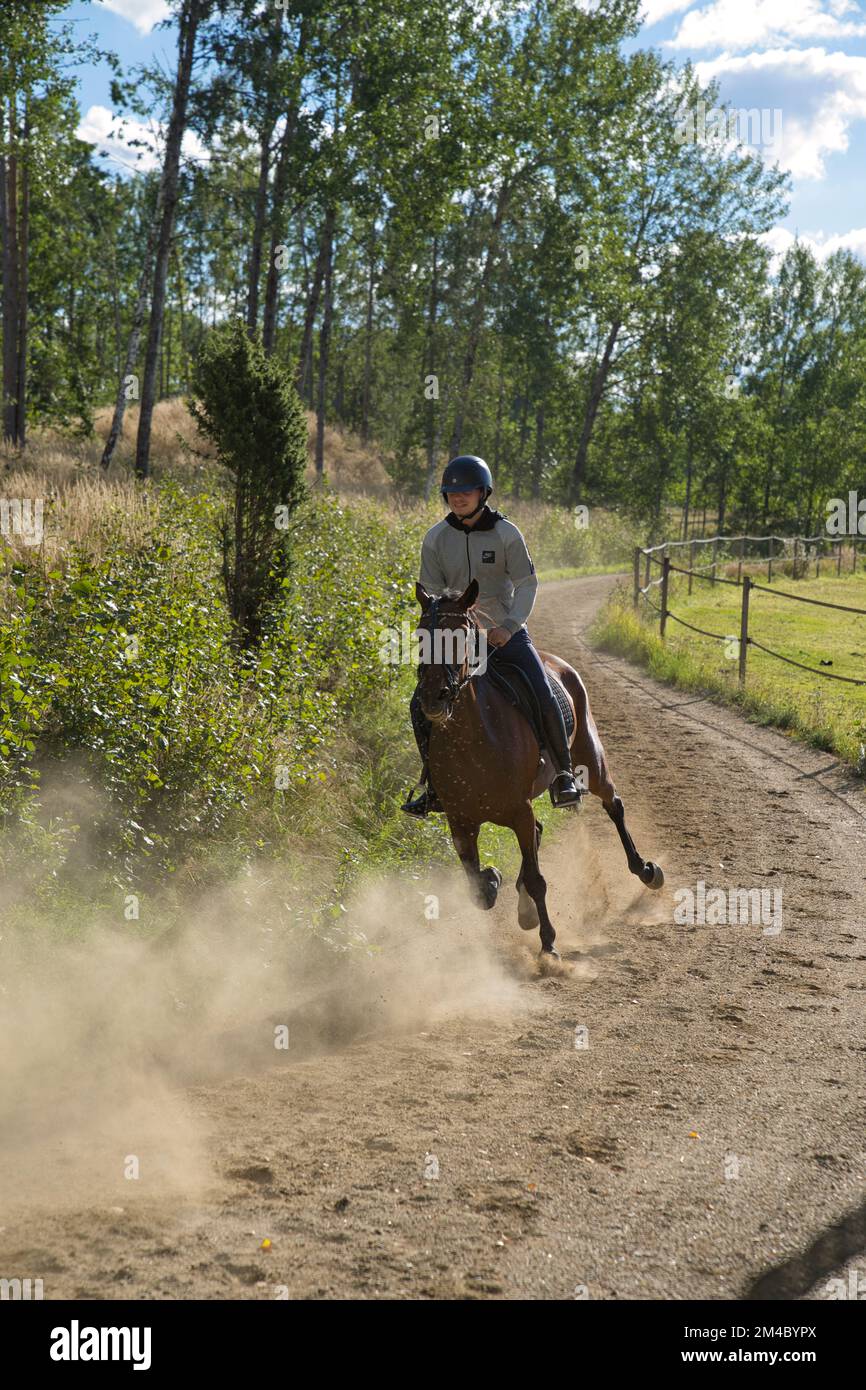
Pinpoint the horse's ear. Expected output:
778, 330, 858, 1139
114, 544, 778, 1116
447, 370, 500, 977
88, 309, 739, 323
458, 579, 479, 610
416, 582, 433, 609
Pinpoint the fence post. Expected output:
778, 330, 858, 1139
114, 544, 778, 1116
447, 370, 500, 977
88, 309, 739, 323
739, 575, 750, 688
793, 536, 800, 580
767, 537, 773, 583
737, 536, 743, 586
711, 537, 718, 586
689, 539, 695, 595
644, 548, 651, 593
633, 547, 641, 609
660, 555, 670, 639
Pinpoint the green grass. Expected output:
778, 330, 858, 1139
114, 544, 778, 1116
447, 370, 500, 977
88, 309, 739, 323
536, 563, 627, 582
591, 570, 866, 774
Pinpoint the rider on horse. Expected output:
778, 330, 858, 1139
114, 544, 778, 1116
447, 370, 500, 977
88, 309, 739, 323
402, 455, 583, 817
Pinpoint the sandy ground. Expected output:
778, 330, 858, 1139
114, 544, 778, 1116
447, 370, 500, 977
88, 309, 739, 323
1, 574, 864, 1301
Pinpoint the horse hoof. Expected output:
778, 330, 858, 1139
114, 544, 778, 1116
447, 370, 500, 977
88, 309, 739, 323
478, 866, 501, 910
517, 884, 539, 930
540, 945, 560, 961
644, 862, 664, 890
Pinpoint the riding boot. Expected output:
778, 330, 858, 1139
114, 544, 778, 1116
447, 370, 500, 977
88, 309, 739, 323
402, 685, 443, 816
401, 771, 444, 818
541, 699, 583, 807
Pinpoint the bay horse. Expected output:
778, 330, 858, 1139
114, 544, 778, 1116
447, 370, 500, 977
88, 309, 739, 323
415, 579, 664, 957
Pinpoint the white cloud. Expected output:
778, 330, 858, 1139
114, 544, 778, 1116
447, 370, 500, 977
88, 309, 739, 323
76, 103, 209, 174
693, 47, 866, 179
760, 222, 866, 267
668, 0, 866, 52
96, 0, 172, 37
640, 0, 696, 26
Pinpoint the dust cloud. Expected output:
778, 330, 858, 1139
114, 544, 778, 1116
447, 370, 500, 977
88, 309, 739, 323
0, 850, 533, 1215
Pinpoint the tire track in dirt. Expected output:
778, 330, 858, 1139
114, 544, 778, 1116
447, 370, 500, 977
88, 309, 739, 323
1, 575, 864, 1300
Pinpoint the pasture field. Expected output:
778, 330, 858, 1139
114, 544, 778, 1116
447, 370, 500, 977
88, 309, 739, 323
593, 569, 866, 772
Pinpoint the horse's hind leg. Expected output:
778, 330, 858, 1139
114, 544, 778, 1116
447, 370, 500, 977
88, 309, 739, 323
558, 666, 664, 890
604, 794, 664, 889
450, 819, 501, 909
513, 805, 557, 955
516, 818, 543, 930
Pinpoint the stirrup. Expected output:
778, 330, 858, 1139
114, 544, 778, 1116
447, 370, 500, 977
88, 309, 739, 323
401, 783, 443, 818
549, 770, 583, 808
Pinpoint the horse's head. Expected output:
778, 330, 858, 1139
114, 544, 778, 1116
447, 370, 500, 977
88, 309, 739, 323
415, 579, 479, 723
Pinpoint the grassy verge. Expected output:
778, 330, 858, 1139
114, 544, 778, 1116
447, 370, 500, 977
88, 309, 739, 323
591, 573, 866, 773
536, 563, 626, 582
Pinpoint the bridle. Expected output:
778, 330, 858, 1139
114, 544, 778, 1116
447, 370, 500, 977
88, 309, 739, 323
418, 597, 479, 711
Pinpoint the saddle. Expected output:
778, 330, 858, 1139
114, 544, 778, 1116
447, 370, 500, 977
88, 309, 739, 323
482, 659, 575, 752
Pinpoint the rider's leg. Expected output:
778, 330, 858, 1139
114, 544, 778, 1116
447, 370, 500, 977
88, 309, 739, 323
401, 683, 443, 816
489, 629, 582, 805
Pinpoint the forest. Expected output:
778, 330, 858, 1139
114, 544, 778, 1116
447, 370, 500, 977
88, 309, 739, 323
1, 0, 863, 535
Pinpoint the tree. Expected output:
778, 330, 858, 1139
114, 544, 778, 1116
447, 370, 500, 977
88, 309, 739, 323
134, 0, 205, 479
188, 317, 307, 649
0, 0, 83, 446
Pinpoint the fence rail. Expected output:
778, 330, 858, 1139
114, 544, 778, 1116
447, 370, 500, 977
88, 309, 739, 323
632, 535, 866, 689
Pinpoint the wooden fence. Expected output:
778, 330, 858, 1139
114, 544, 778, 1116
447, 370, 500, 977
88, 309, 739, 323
633, 534, 866, 689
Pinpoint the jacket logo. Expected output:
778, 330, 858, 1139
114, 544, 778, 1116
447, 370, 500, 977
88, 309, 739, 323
481, 549, 496, 563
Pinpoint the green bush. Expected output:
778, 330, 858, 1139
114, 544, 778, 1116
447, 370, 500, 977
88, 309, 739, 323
188, 318, 308, 649
0, 485, 422, 879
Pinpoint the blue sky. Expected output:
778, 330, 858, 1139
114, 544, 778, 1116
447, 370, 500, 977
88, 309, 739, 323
66, 0, 865, 261
634, 0, 866, 261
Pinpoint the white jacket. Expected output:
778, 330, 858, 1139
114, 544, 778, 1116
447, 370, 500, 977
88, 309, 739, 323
419, 506, 538, 633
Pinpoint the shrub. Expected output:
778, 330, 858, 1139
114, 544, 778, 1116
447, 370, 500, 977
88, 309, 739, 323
188, 319, 308, 649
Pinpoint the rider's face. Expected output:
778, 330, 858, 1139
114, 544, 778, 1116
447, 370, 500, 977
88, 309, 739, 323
447, 486, 484, 517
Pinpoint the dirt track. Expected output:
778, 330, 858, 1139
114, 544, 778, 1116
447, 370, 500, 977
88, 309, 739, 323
2, 574, 865, 1300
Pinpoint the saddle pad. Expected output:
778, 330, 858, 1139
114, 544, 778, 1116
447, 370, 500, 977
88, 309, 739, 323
484, 661, 575, 746
549, 669, 576, 742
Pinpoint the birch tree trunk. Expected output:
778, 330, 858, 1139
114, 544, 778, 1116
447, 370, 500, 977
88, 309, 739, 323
15, 104, 29, 447
246, 113, 274, 336
134, 0, 201, 478
448, 180, 510, 458
314, 207, 335, 476
2, 97, 20, 445
100, 198, 159, 469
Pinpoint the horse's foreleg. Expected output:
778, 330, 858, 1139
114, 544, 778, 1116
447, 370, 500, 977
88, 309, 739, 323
513, 805, 557, 955
603, 794, 664, 890
450, 819, 501, 910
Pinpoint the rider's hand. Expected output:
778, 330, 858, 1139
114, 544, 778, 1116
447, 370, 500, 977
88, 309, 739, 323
487, 626, 512, 648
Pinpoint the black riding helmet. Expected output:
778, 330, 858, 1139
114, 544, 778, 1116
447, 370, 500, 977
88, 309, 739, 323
440, 455, 493, 506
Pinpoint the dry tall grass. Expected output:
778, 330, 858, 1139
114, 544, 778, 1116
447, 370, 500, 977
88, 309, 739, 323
0, 398, 395, 568
1, 399, 391, 487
